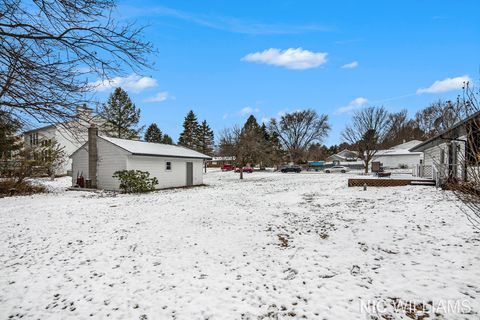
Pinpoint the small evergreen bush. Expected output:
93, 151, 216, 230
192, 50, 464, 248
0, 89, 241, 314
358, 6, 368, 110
112, 170, 158, 193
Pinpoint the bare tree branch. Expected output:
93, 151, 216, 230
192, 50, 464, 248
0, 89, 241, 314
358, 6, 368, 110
0, 0, 154, 126
342, 106, 390, 173
269, 109, 330, 163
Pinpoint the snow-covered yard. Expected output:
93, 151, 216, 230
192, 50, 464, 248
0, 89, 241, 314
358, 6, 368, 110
0, 170, 479, 319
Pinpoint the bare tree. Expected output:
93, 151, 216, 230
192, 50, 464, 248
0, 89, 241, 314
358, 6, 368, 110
218, 117, 275, 180
414, 99, 467, 139
218, 126, 245, 179
342, 106, 390, 173
0, 0, 153, 125
269, 109, 330, 164
446, 83, 480, 229
383, 109, 425, 148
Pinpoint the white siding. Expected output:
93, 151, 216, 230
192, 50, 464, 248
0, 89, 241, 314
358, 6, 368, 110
55, 126, 87, 175
422, 138, 468, 180
71, 145, 88, 186
71, 137, 205, 191
423, 145, 444, 167
373, 154, 421, 168
96, 138, 129, 190
126, 156, 204, 189
25, 125, 86, 175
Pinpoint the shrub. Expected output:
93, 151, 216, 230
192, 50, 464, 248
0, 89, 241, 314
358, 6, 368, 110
0, 179, 47, 196
399, 163, 408, 169
112, 170, 158, 193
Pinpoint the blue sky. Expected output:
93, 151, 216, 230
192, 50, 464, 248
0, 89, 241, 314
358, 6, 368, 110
89, 0, 480, 145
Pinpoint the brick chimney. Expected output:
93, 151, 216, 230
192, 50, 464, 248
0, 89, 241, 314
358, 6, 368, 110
88, 124, 98, 188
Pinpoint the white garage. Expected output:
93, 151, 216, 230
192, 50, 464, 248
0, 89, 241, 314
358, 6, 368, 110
70, 126, 211, 191
372, 140, 423, 169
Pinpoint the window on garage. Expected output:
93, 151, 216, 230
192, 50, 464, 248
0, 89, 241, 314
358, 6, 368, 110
166, 161, 172, 171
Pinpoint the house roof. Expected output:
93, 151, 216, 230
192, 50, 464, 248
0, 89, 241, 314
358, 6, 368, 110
337, 149, 358, 157
326, 149, 359, 161
390, 140, 423, 150
100, 136, 212, 160
375, 148, 422, 156
375, 140, 423, 156
410, 111, 480, 152
24, 124, 56, 134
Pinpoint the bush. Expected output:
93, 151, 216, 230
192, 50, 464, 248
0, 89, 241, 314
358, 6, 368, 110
0, 179, 47, 196
112, 170, 158, 193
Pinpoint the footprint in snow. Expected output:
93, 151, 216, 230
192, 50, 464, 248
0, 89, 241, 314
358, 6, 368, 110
350, 265, 361, 276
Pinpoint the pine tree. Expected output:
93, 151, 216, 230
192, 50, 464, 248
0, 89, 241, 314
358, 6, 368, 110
243, 115, 261, 133
162, 134, 173, 145
239, 115, 264, 166
144, 123, 163, 143
0, 111, 23, 174
101, 87, 142, 139
178, 110, 200, 150
260, 123, 270, 141
197, 120, 215, 155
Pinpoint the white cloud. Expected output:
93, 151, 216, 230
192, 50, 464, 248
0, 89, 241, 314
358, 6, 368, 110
341, 61, 359, 69
143, 91, 174, 103
242, 48, 328, 70
336, 97, 368, 114
417, 75, 471, 94
89, 74, 157, 93
239, 106, 260, 115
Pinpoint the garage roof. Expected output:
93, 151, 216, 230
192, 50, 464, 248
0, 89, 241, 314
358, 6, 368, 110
101, 136, 212, 160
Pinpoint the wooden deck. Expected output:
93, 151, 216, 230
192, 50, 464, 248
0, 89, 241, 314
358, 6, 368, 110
348, 178, 436, 187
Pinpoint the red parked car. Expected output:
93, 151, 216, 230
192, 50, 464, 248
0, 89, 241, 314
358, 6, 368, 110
235, 166, 254, 173
221, 164, 235, 171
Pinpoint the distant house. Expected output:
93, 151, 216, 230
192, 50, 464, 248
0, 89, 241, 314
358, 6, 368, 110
373, 140, 423, 169
23, 106, 107, 175
410, 111, 480, 186
70, 126, 212, 191
326, 149, 359, 162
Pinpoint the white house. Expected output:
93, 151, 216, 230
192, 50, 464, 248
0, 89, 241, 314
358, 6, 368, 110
326, 149, 359, 162
24, 106, 107, 175
70, 126, 211, 191
372, 140, 423, 169
410, 111, 480, 186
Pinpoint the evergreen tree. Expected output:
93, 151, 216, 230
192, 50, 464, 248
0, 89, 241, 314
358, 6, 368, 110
260, 122, 283, 166
197, 120, 215, 155
162, 134, 173, 145
178, 110, 200, 149
260, 123, 270, 141
101, 87, 142, 139
0, 111, 23, 174
239, 115, 264, 165
144, 123, 163, 143
243, 115, 261, 133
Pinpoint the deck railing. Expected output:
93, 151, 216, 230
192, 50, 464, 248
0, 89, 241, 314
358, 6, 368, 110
413, 165, 433, 179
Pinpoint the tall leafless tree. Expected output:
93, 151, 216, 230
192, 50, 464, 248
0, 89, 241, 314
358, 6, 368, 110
0, 0, 153, 126
218, 117, 269, 180
269, 109, 330, 164
414, 99, 467, 139
383, 109, 425, 148
342, 106, 390, 173
218, 126, 246, 179
446, 83, 480, 229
